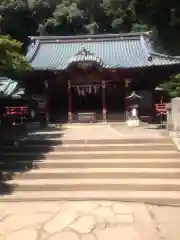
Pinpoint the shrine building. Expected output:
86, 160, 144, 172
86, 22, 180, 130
26, 32, 180, 122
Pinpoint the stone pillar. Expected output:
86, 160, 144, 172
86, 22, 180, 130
102, 80, 107, 122
124, 78, 131, 121
68, 80, 72, 122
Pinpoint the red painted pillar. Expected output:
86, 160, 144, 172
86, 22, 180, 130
68, 80, 72, 122
102, 80, 107, 121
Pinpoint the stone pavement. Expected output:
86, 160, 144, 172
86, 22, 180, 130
39, 123, 168, 140
0, 201, 162, 240
0, 124, 177, 240
0, 201, 179, 240
109, 123, 168, 139
149, 205, 180, 240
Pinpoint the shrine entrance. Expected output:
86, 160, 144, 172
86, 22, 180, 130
66, 47, 108, 122
67, 72, 108, 122
72, 84, 101, 110
59, 46, 126, 123
70, 84, 102, 122
67, 71, 126, 122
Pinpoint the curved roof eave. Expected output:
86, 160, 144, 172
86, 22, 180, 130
26, 39, 40, 62
140, 35, 180, 62
27, 32, 180, 70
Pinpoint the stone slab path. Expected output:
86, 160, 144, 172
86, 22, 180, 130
0, 201, 179, 240
54, 124, 124, 140
0, 201, 160, 240
0, 124, 176, 239
109, 123, 168, 139
29, 123, 168, 140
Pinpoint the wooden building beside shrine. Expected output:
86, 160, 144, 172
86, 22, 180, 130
25, 32, 180, 122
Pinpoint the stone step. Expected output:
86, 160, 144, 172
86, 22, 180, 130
7, 178, 180, 192
22, 137, 172, 145
1, 190, 180, 204
3, 143, 176, 153
11, 168, 180, 179
1, 133, 178, 204
2, 159, 180, 170
1, 151, 179, 160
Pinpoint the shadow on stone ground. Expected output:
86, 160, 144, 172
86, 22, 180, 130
0, 123, 65, 195
143, 123, 170, 137
110, 122, 169, 137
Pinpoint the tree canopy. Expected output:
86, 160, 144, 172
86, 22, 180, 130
0, 0, 179, 54
0, 35, 31, 81
0, 0, 180, 83
160, 74, 180, 98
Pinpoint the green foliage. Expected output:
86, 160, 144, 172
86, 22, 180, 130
0, 35, 32, 81
0, 0, 180, 53
134, 0, 180, 54
0, 0, 144, 42
160, 74, 180, 98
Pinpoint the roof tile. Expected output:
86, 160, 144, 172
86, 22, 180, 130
27, 33, 180, 70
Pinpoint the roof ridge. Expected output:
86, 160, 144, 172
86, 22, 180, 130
140, 35, 180, 60
29, 32, 149, 42
140, 36, 152, 61
150, 51, 180, 60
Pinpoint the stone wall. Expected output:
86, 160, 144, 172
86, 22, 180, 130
167, 98, 180, 135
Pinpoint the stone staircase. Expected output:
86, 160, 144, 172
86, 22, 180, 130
1, 131, 180, 204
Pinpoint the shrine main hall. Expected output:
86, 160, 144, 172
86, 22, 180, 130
25, 32, 180, 122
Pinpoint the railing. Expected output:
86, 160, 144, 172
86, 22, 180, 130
5, 106, 29, 116
155, 103, 167, 114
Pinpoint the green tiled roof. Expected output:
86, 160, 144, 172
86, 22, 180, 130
27, 33, 180, 70
0, 77, 24, 98
11, 88, 25, 98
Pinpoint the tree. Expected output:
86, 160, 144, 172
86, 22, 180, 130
0, 0, 159, 42
160, 74, 180, 98
43, 0, 138, 35
0, 0, 37, 50
0, 0, 56, 50
134, 0, 180, 54
0, 0, 180, 56
0, 35, 32, 81
101, 0, 136, 32
44, 1, 86, 35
